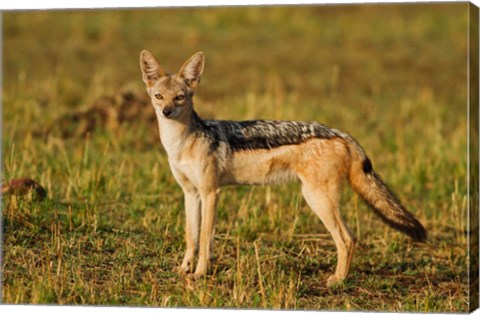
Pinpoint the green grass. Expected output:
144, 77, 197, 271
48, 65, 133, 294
1, 3, 471, 311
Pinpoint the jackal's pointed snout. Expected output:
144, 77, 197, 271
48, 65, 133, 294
162, 107, 173, 118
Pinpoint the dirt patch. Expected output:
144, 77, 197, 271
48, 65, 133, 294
36, 91, 157, 140
2, 178, 47, 201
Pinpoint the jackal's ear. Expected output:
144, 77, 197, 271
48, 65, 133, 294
178, 52, 205, 89
140, 50, 166, 88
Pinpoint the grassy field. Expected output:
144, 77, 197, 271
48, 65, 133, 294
1, 3, 472, 311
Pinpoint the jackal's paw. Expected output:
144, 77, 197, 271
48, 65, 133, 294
183, 272, 206, 282
172, 265, 190, 275
326, 275, 344, 287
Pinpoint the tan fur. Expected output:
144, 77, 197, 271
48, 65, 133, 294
139, 50, 426, 286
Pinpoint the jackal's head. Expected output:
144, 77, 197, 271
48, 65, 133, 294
139, 50, 204, 120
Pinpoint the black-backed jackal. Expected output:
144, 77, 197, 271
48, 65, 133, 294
139, 50, 427, 286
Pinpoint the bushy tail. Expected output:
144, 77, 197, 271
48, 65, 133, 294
346, 138, 427, 242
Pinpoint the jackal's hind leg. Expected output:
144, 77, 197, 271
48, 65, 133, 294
301, 182, 355, 286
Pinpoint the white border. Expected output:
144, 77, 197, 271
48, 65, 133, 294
0, 305, 390, 315
0, 0, 478, 10
1, 1, 478, 315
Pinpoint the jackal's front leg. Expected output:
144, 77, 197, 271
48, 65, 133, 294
193, 190, 218, 279
178, 191, 201, 274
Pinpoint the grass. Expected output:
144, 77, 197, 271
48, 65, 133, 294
1, 3, 472, 311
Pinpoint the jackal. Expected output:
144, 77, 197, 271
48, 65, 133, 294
139, 50, 427, 286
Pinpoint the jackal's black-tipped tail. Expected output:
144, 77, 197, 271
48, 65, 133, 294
347, 141, 427, 242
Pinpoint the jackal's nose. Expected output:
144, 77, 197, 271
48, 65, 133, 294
162, 108, 173, 117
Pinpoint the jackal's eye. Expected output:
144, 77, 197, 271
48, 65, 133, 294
154, 93, 163, 100
175, 94, 185, 101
